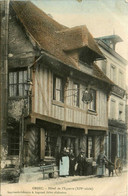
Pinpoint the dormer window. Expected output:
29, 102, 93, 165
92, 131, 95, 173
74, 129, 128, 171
79, 47, 95, 65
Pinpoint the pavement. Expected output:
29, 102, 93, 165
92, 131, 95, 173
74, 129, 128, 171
35, 164, 128, 185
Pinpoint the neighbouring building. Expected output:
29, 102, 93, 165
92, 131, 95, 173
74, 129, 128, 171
96, 35, 128, 163
126, 86, 128, 163
1, 1, 113, 180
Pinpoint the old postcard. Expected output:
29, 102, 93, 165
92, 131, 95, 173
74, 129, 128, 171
1, 0, 128, 195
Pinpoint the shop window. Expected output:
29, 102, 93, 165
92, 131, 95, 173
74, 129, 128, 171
73, 83, 79, 107
9, 70, 27, 97
88, 89, 96, 111
53, 75, 64, 102
87, 136, 94, 158
45, 131, 57, 157
8, 129, 19, 155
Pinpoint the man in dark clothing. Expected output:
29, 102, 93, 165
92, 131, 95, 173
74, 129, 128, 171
76, 150, 87, 176
69, 149, 76, 176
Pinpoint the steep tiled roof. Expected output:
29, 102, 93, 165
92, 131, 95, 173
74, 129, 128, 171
10, 1, 113, 85
11, 1, 104, 69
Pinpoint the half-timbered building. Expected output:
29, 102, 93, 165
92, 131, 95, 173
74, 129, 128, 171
1, 1, 113, 178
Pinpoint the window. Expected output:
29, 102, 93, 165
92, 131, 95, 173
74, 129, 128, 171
8, 129, 19, 155
73, 83, 79, 107
110, 99, 116, 119
9, 70, 27, 97
86, 136, 94, 158
102, 60, 106, 74
45, 131, 57, 157
119, 103, 123, 120
88, 89, 96, 111
53, 76, 64, 102
119, 71, 123, 87
110, 65, 116, 82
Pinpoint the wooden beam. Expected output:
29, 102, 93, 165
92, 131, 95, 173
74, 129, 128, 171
30, 112, 108, 134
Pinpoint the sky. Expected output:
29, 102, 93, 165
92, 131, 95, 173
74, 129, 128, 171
32, 0, 128, 82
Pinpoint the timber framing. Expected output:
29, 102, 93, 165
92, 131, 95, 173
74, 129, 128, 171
29, 112, 108, 133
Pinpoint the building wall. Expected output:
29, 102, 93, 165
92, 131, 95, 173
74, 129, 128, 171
33, 63, 108, 129
97, 47, 126, 90
8, 6, 36, 121
108, 94, 125, 122
97, 42, 127, 162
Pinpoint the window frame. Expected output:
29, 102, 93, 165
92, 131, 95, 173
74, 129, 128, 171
9, 69, 28, 98
118, 103, 123, 121
53, 75, 64, 103
73, 82, 80, 107
88, 89, 97, 112
45, 131, 57, 157
86, 136, 94, 158
8, 129, 19, 156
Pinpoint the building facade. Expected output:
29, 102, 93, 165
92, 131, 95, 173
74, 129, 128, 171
96, 35, 127, 163
1, 1, 113, 180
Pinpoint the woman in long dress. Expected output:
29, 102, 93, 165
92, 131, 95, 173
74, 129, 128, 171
96, 151, 108, 177
59, 147, 69, 176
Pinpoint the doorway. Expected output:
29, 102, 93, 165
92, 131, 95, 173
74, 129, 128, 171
111, 134, 117, 163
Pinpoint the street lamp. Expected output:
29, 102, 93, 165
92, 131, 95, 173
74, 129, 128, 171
20, 80, 33, 170
25, 80, 33, 95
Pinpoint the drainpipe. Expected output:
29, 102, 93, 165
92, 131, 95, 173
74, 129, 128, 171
19, 54, 44, 169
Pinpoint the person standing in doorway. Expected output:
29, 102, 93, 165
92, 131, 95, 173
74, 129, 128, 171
69, 148, 76, 176
76, 149, 87, 176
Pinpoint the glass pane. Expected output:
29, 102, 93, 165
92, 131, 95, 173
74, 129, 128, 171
56, 77, 61, 90
19, 71, 23, 83
19, 84, 23, 96
24, 70, 27, 82
13, 85, 17, 96
56, 90, 61, 101
9, 72, 13, 84
9, 85, 13, 97
13, 72, 17, 84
